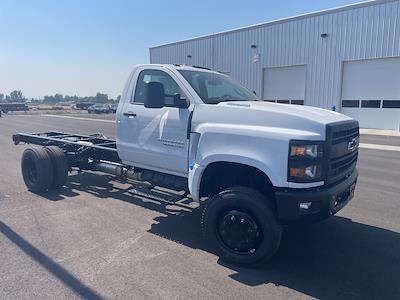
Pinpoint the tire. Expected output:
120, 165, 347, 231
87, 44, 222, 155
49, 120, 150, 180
44, 146, 69, 189
21, 148, 54, 193
201, 186, 282, 265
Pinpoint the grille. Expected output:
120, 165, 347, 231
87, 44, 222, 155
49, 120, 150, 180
330, 151, 358, 177
332, 127, 359, 145
326, 121, 359, 184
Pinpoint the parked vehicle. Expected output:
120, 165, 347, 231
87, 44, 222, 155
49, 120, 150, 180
109, 104, 118, 113
87, 103, 111, 114
13, 64, 359, 265
75, 102, 95, 110
0, 103, 29, 113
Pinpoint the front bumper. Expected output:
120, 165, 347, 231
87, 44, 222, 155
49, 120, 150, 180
275, 169, 358, 223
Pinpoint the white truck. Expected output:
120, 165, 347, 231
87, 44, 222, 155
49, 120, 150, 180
13, 64, 359, 265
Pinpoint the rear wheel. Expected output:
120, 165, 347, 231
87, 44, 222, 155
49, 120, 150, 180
21, 148, 54, 193
44, 146, 69, 189
201, 187, 282, 265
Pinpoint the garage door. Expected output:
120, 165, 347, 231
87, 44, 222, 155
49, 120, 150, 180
341, 57, 400, 130
263, 65, 306, 105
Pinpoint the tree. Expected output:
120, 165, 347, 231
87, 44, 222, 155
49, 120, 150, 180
95, 92, 108, 103
43, 94, 63, 104
64, 95, 79, 103
10, 90, 25, 102
0, 93, 4, 103
116, 95, 121, 102
54, 94, 63, 103
43, 96, 53, 103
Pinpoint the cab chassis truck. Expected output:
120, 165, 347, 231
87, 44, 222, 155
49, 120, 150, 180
13, 64, 359, 265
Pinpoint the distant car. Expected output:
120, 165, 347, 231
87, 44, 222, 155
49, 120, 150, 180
109, 104, 118, 113
88, 104, 111, 114
76, 102, 95, 110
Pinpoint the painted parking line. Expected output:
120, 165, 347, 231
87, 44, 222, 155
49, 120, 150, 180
44, 114, 115, 123
359, 143, 400, 152
360, 128, 400, 137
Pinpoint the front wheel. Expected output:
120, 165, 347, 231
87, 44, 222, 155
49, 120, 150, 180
201, 187, 282, 265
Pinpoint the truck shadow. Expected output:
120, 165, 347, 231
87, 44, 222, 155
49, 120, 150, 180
0, 220, 103, 300
46, 173, 400, 299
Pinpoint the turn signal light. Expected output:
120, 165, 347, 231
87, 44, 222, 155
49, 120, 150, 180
290, 167, 305, 177
290, 165, 321, 180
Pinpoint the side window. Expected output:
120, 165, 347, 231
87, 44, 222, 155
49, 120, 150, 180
133, 69, 184, 106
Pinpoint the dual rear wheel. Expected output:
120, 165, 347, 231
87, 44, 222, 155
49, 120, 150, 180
21, 146, 68, 193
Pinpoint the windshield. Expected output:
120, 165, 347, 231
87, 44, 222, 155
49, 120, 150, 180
179, 70, 258, 104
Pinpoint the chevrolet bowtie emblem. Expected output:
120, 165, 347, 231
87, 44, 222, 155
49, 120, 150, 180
348, 137, 359, 152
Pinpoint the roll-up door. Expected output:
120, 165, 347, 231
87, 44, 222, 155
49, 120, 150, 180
263, 65, 306, 105
341, 57, 400, 130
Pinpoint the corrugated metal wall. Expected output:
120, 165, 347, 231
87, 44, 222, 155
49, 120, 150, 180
150, 0, 400, 110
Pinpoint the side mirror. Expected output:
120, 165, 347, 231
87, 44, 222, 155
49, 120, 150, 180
144, 82, 165, 108
173, 93, 189, 108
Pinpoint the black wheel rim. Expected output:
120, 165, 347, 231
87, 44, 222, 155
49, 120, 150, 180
23, 157, 38, 185
217, 210, 262, 254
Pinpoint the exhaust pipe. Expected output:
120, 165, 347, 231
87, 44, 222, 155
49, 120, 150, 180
94, 162, 124, 176
93, 162, 139, 179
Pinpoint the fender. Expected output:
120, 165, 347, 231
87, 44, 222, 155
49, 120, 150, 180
188, 154, 276, 202
187, 122, 324, 202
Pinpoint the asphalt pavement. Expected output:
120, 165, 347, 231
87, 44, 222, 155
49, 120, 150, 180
0, 113, 399, 300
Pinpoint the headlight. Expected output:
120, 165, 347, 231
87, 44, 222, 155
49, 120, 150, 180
288, 141, 324, 183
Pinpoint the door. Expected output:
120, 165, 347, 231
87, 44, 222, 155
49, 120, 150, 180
341, 57, 400, 130
118, 68, 191, 176
262, 65, 306, 105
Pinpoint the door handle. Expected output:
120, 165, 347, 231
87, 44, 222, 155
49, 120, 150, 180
123, 111, 137, 117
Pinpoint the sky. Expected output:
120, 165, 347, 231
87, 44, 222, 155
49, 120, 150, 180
0, 0, 362, 99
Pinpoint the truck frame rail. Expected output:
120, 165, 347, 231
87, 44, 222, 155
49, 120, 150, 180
12, 131, 121, 164
12, 131, 193, 208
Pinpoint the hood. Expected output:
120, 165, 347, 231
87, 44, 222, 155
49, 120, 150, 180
223, 101, 350, 124
192, 101, 353, 139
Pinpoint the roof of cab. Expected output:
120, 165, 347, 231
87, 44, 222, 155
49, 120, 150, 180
133, 64, 216, 73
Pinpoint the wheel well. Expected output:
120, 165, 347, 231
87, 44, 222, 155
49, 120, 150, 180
199, 162, 275, 200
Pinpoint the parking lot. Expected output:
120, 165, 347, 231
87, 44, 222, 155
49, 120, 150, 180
1, 113, 400, 299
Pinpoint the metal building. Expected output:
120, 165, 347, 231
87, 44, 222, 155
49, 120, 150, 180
150, 0, 400, 130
